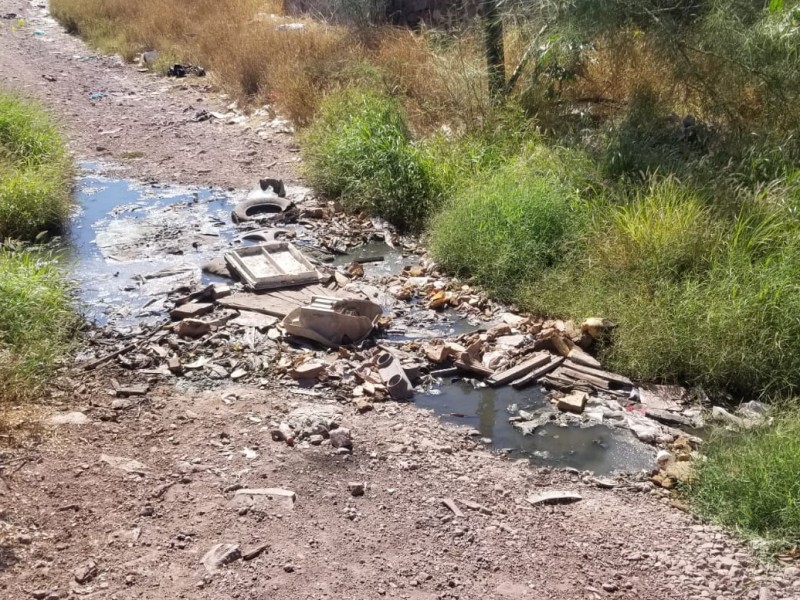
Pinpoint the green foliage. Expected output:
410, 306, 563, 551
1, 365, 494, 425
0, 248, 76, 402
429, 147, 589, 299
527, 179, 800, 398
302, 88, 444, 230
0, 93, 72, 241
687, 412, 800, 545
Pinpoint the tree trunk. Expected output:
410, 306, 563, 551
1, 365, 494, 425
482, 0, 506, 102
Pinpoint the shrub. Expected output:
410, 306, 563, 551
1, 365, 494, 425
429, 148, 589, 299
302, 88, 443, 230
0, 93, 72, 240
529, 179, 800, 398
687, 412, 800, 546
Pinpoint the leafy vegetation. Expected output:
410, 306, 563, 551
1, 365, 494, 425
687, 412, 800, 546
0, 248, 75, 403
0, 92, 72, 240
302, 89, 443, 230
0, 93, 75, 405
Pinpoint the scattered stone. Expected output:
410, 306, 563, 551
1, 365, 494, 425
526, 491, 583, 506
329, 427, 352, 450
602, 582, 619, 592
711, 406, 745, 428
201, 543, 241, 574
348, 482, 365, 497
355, 399, 373, 414
290, 361, 325, 380
47, 412, 90, 426
171, 302, 214, 321
73, 559, 98, 584
100, 454, 148, 475
308, 434, 324, 445
175, 319, 211, 339
557, 391, 587, 414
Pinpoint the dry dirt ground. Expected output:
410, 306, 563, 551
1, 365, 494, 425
1, 2, 799, 600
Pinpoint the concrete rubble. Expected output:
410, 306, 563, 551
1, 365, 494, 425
73, 177, 761, 471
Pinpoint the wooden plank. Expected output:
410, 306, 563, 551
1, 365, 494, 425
562, 359, 633, 388
555, 366, 611, 390
218, 292, 299, 318
511, 355, 565, 389
486, 352, 550, 387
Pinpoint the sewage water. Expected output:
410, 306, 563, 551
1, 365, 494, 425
417, 381, 656, 474
65, 165, 655, 474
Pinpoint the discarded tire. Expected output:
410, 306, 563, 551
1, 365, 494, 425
231, 194, 293, 223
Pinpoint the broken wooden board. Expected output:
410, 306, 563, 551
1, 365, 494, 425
562, 359, 633, 389
511, 355, 565, 389
218, 285, 356, 318
170, 302, 213, 320
486, 352, 551, 387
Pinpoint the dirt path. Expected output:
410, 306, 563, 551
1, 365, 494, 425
0, 1, 299, 188
0, 3, 798, 600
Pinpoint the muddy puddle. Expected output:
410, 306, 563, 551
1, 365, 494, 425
417, 382, 655, 474
64, 164, 656, 475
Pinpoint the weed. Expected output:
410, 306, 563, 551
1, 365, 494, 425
0, 93, 72, 240
687, 411, 800, 547
0, 248, 76, 403
302, 88, 443, 230
429, 146, 590, 299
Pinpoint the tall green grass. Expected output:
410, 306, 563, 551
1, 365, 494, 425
0, 92, 73, 240
0, 93, 75, 405
0, 249, 76, 402
687, 412, 800, 546
302, 89, 443, 230
429, 146, 595, 299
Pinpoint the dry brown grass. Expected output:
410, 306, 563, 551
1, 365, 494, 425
50, 0, 496, 129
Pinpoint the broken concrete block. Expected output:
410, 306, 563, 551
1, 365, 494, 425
557, 391, 588, 414
170, 302, 214, 321
167, 355, 183, 374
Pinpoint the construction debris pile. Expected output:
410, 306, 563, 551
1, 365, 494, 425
74, 178, 765, 476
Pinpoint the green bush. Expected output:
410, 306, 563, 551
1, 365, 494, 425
687, 412, 800, 546
0, 92, 72, 240
302, 88, 443, 230
429, 148, 589, 299
528, 179, 800, 397
0, 248, 75, 401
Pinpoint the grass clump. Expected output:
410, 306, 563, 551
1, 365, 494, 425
0, 92, 72, 240
687, 412, 800, 546
527, 179, 800, 398
302, 89, 443, 230
0, 93, 75, 406
0, 249, 75, 402
429, 146, 591, 299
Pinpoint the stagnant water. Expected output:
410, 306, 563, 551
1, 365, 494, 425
65, 164, 655, 474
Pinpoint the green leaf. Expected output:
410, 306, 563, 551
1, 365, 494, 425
769, 0, 784, 13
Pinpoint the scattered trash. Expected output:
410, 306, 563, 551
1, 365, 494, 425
224, 242, 319, 290
88, 91, 107, 101
283, 297, 381, 348
167, 63, 206, 78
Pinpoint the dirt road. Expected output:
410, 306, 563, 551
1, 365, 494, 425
0, 3, 797, 600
